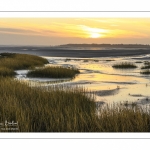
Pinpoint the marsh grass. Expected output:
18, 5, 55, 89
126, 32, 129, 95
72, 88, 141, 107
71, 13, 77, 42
1, 53, 150, 132
97, 103, 150, 132
65, 58, 71, 62
0, 67, 16, 77
83, 59, 100, 63
83, 60, 89, 62
105, 59, 115, 61
112, 62, 137, 69
0, 78, 150, 132
144, 61, 150, 65
140, 69, 150, 75
135, 61, 142, 63
0, 53, 48, 70
141, 65, 150, 69
27, 66, 80, 78
0, 53, 48, 77
0, 78, 96, 132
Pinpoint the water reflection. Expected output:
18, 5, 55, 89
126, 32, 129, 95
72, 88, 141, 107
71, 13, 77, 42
15, 54, 150, 106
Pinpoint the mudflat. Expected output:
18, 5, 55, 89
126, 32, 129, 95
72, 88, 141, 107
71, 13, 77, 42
0, 47, 150, 58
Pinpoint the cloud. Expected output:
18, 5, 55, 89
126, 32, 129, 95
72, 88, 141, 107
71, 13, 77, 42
0, 27, 57, 36
0, 27, 37, 34
41, 29, 57, 34
110, 24, 119, 27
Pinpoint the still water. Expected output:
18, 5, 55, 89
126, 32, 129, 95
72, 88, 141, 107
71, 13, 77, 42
15, 54, 150, 106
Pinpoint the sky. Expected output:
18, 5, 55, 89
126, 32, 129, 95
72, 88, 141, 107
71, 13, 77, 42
0, 18, 150, 46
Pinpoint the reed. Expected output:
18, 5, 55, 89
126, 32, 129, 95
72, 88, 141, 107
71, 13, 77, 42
140, 69, 150, 75
27, 66, 80, 78
0, 53, 48, 70
141, 65, 150, 69
112, 62, 137, 69
0, 67, 16, 77
0, 53, 150, 132
0, 77, 150, 132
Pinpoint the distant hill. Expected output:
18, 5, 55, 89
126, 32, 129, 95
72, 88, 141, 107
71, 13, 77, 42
59, 44, 150, 48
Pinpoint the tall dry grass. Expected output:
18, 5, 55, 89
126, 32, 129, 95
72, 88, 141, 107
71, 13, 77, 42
0, 78, 96, 132
0, 53, 150, 132
112, 62, 137, 69
0, 53, 48, 70
0, 78, 150, 132
27, 66, 80, 78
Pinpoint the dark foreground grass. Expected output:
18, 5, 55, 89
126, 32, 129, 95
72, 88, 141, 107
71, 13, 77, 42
0, 77, 96, 132
112, 62, 137, 69
97, 104, 150, 132
0, 67, 16, 77
0, 78, 150, 132
27, 66, 80, 78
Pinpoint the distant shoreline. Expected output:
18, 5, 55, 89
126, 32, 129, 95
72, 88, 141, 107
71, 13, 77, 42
0, 47, 150, 58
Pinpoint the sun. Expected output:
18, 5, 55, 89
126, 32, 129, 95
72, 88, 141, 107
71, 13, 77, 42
90, 33, 101, 38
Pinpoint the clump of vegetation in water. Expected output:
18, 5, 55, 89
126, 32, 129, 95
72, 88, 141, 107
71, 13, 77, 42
27, 66, 80, 78
140, 69, 150, 75
0, 53, 49, 70
135, 61, 142, 63
141, 61, 150, 70
94, 60, 99, 62
65, 58, 71, 62
83, 60, 89, 62
112, 62, 137, 69
141, 65, 150, 69
144, 61, 150, 65
105, 59, 115, 61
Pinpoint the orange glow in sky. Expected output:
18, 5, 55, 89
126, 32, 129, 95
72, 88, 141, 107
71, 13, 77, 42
0, 18, 150, 45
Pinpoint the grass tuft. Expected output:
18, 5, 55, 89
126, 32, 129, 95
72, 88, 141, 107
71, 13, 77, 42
0, 53, 49, 70
140, 69, 150, 75
112, 62, 137, 69
27, 66, 80, 78
141, 65, 150, 69
135, 61, 142, 63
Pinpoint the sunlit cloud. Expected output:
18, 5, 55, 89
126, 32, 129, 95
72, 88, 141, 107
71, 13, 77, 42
78, 25, 109, 38
0, 27, 60, 37
108, 29, 148, 38
110, 24, 119, 27
1, 18, 150, 45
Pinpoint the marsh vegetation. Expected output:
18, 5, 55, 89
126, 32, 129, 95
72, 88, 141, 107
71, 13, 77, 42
141, 64, 150, 69
0, 53, 49, 77
135, 61, 142, 63
0, 78, 150, 132
1, 52, 150, 132
112, 62, 137, 69
27, 66, 80, 78
140, 69, 150, 75
0, 53, 48, 70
